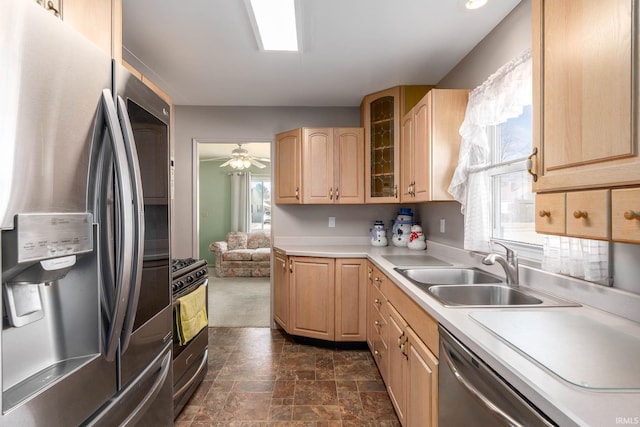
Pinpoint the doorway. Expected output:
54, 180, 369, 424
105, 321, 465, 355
193, 139, 272, 327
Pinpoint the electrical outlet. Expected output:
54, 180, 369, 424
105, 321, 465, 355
439, 218, 446, 233
328, 217, 336, 228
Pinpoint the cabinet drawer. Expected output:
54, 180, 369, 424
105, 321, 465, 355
612, 188, 640, 243
371, 285, 386, 314
535, 193, 565, 234
372, 332, 389, 381
566, 190, 610, 240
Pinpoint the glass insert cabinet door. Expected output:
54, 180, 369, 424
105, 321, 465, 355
363, 87, 401, 203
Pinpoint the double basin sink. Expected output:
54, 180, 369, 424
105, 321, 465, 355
394, 267, 577, 307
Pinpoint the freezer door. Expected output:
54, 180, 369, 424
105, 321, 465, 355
82, 343, 173, 427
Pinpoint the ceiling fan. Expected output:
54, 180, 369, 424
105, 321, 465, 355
202, 144, 270, 169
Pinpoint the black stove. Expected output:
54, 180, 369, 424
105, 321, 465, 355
171, 257, 209, 418
171, 258, 208, 295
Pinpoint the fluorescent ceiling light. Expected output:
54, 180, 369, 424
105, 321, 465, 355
248, 0, 299, 52
466, 0, 488, 9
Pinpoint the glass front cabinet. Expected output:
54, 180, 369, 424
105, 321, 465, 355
361, 86, 432, 203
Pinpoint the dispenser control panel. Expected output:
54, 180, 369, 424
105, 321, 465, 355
16, 213, 93, 263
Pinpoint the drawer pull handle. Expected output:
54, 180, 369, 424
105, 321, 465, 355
573, 210, 588, 219
624, 210, 640, 220
329, 187, 333, 200
538, 210, 550, 218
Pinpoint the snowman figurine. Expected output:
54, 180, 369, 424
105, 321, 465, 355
370, 220, 388, 247
407, 224, 426, 250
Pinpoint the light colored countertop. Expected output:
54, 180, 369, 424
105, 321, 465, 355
273, 241, 640, 427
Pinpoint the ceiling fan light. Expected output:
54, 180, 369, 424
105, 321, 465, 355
230, 158, 242, 169
243, 159, 252, 168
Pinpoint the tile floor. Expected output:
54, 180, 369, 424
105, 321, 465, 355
175, 327, 401, 426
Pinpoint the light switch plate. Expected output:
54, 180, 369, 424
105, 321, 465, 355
328, 217, 336, 228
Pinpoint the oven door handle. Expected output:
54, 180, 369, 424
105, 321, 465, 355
441, 338, 528, 427
173, 278, 208, 302
116, 95, 145, 354
173, 348, 208, 400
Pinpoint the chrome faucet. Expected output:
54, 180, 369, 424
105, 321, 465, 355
482, 242, 519, 286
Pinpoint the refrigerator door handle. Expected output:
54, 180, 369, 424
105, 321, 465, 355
116, 95, 145, 354
100, 89, 135, 362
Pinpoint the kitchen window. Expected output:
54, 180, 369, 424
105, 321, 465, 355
250, 175, 271, 231
486, 105, 544, 260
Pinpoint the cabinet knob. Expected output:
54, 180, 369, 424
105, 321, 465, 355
374, 320, 381, 326
573, 210, 588, 219
374, 350, 380, 357
295, 187, 299, 200
374, 298, 382, 305
289, 259, 293, 273
624, 210, 640, 220
329, 187, 333, 200
335, 187, 339, 200
538, 210, 551, 218
394, 184, 398, 198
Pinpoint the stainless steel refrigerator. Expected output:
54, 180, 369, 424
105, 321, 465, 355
0, 0, 173, 425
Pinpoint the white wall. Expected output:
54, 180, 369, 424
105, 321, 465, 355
173, 106, 360, 257
417, 0, 531, 249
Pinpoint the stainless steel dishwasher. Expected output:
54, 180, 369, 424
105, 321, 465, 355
438, 326, 557, 426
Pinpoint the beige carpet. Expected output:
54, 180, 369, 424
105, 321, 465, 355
207, 274, 271, 327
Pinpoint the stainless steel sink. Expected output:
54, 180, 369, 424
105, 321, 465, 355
394, 267, 580, 307
429, 284, 543, 306
394, 267, 502, 285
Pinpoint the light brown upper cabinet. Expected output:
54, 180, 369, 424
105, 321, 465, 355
44, 0, 122, 61
532, 0, 640, 192
401, 89, 469, 203
302, 128, 365, 204
275, 128, 302, 204
275, 127, 364, 204
361, 86, 433, 203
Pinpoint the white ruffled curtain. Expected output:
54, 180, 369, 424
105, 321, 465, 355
448, 49, 532, 252
448, 49, 610, 284
542, 236, 609, 285
230, 171, 251, 232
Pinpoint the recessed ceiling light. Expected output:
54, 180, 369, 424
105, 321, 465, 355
247, 0, 299, 52
466, 0, 488, 10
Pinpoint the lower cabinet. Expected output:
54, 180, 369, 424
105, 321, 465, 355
406, 326, 438, 427
367, 261, 439, 427
274, 254, 367, 342
273, 249, 290, 330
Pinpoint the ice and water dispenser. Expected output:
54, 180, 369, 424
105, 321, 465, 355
1, 213, 101, 410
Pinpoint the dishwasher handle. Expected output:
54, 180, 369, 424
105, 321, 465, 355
441, 338, 526, 427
